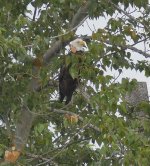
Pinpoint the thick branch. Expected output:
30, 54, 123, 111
69, 1, 90, 29
43, 1, 91, 64
43, 40, 64, 65
15, 105, 35, 151
1, 110, 12, 139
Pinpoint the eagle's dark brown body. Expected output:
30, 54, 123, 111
58, 38, 89, 105
59, 64, 78, 105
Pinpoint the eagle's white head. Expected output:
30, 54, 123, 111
69, 38, 88, 53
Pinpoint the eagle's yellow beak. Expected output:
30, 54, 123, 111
79, 40, 87, 47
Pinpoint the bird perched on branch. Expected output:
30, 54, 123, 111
59, 38, 88, 105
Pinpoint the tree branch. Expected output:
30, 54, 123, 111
15, 105, 35, 151
69, 1, 90, 29
43, 1, 91, 64
48, 15, 88, 40
106, 40, 150, 57
1, 109, 12, 139
33, 7, 37, 21
26, 153, 58, 166
122, 44, 150, 58
50, 108, 101, 133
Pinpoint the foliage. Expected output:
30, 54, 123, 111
0, 0, 150, 165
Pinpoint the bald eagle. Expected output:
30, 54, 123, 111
59, 38, 88, 105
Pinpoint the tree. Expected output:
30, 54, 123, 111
0, 0, 150, 165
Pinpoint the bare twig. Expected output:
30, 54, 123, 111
33, 7, 37, 21
111, 72, 122, 83
24, 44, 33, 48
131, 37, 149, 47
48, 15, 88, 40
86, 20, 93, 32
26, 153, 58, 166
